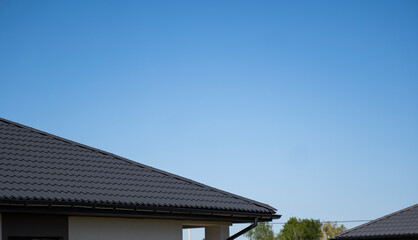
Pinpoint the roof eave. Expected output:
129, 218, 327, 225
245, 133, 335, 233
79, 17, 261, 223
0, 199, 280, 223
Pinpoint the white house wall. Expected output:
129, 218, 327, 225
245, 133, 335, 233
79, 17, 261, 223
68, 216, 182, 240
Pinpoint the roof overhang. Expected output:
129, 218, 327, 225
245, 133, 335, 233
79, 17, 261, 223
0, 200, 281, 223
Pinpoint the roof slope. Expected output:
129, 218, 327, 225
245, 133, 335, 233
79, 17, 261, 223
0, 118, 276, 216
335, 204, 418, 239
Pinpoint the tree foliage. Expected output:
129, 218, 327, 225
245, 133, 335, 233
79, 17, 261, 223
244, 222, 276, 240
277, 217, 323, 240
244, 218, 324, 240
321, 222, 346, 240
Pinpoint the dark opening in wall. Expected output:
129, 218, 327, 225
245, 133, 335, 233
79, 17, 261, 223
1, 213, 68, 240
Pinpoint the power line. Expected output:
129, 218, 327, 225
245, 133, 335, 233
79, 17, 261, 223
271, 220, 372, 225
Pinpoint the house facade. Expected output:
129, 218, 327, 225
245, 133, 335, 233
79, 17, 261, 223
0, 118, 280, 240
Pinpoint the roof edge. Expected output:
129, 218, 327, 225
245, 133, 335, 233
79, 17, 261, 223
0, 199, 281, 223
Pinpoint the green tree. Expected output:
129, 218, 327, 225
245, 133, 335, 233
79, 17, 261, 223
244, 222, 276, 240
321, 222, 346, 240
277, 217, 323, 240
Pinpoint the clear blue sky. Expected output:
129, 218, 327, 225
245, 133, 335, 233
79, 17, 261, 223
1, 1, 417, 239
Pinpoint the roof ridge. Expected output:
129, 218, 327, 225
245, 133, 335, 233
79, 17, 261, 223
337, 203, 418, 238
0, 117, 276, 213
